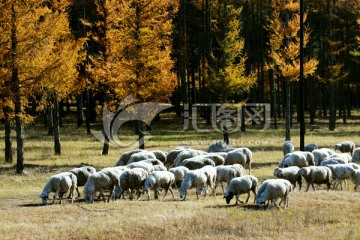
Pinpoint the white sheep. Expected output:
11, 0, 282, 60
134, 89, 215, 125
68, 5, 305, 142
208, 141, 227, 153
144, 171, 175, 200
224, 175, 258, 205
127, 151, 157, 165
298, 166, 332, 191
83, 169, 120, 203
126, 161, 154, 174
153, 165, 167, 171
141, 159, 165, 166
320, 159, 342, 167
304, 144, 318, 152
282, 141, 294, 156
40, 172, 77, 205
204, 153, 225, 166
273, 166, 302, 190
101, 166, 126, 176
215, 164, 244, 194
179, 169, 208, 200
181, 156, 216, 170
201, 165, 217, 196
116, 149, 144, 166
168, 166, 190, 188
351, 148, 360, 163
114, 168, 148, 200
312, 148, 336, 165
68, 166, 96, 198
165, 147, 191, 166
335, 141, 356, 156
324, 153, 351, 164
279, 151, 314, 168
151, 150, 168, 163
174, 149, 207, 166
327, 164, 355, 190
224, 148, 252, 174
256, 179, 292, 209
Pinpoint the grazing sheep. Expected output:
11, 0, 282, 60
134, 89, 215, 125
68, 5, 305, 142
313, 148, 336, 165
144, 171, 175, 200
153, 165, 167, 171
327, 164, 355, 190
215, 164, 244, 194
298, 166, 332, 191
166, 147, 190, 166
83, 169, 120, 203
151, 150, 168, 163
179, 169, 208, 200
168, 166, 190, 188
324, 153, 351, 164
352, 148, 360, 163
224, 148, 252, 174
101, 166, 126, 175
126, 161, 154, 174
208, 141, 227, 153
114, 168, 148, 200
40, 172, 77, 205
256, 179, 292, 209
320, 159, 342, 167
141, 159, 165, 166
351, 169, 360, 191
346, 163, 360, 170
115, 149, 144, 166
68, 166, 96, 198
181, 157, 216, 170
304, 144, 318, 152
174, 149, 207, 166
201, 165, 217, 196
279, 151, 314, 168
127, 151, 157, 165
224, 175, 258, 205
335, 141, 356, 156
282, 141, 295, 156
204, 153, 225, 166
273, 166, 302, 190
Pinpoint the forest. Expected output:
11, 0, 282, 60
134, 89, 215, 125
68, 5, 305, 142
0, 0, 359, 174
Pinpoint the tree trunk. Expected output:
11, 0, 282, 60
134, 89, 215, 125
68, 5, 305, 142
47, 104, 54, 136
76, 94, 84, 128
285, 79, 291, 141
269, 69, 277, 129
4, 112, 13, 163
53, 100, 61, 155
85, 88, 91, 134
329, 83, 336, 130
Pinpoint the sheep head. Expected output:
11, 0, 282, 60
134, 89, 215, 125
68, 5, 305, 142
179, 187, 187, 199
40, 193, 49, 205
224, 192, 234, 204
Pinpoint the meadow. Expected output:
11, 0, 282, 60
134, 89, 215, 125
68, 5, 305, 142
0, 112, 360, 239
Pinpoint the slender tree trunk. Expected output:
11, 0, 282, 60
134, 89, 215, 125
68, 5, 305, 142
4, 111, 13, 163
285, 79, 291, 141
329, 83, 336, 130
269, 69, 277, 129
47, 104, 54, 136
53, 100, 61, 155
85, 88, 91, 134
77, 93, 84, 128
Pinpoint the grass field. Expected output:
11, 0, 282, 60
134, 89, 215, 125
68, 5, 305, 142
1, 112, 360, 239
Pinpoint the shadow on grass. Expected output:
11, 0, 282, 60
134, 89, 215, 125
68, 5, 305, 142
205, 203, 267, 211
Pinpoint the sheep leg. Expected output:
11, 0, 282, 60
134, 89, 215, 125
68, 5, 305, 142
297, 175, 302, 191
251, 188, 257, 204
306, 183, 310, 192
245, 192, 251, 204
76, 187, 81, 198
59, 192, 64, 204
168, 187, 175, 199
273, 198, 280, 208
155, 189, 160, 199
146, 190, 151, 200
162, 187, 168, 200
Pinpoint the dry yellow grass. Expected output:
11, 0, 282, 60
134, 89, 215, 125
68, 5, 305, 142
1, 114, 360, 239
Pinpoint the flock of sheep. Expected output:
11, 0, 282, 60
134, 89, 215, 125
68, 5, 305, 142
39, 140, 360, 209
